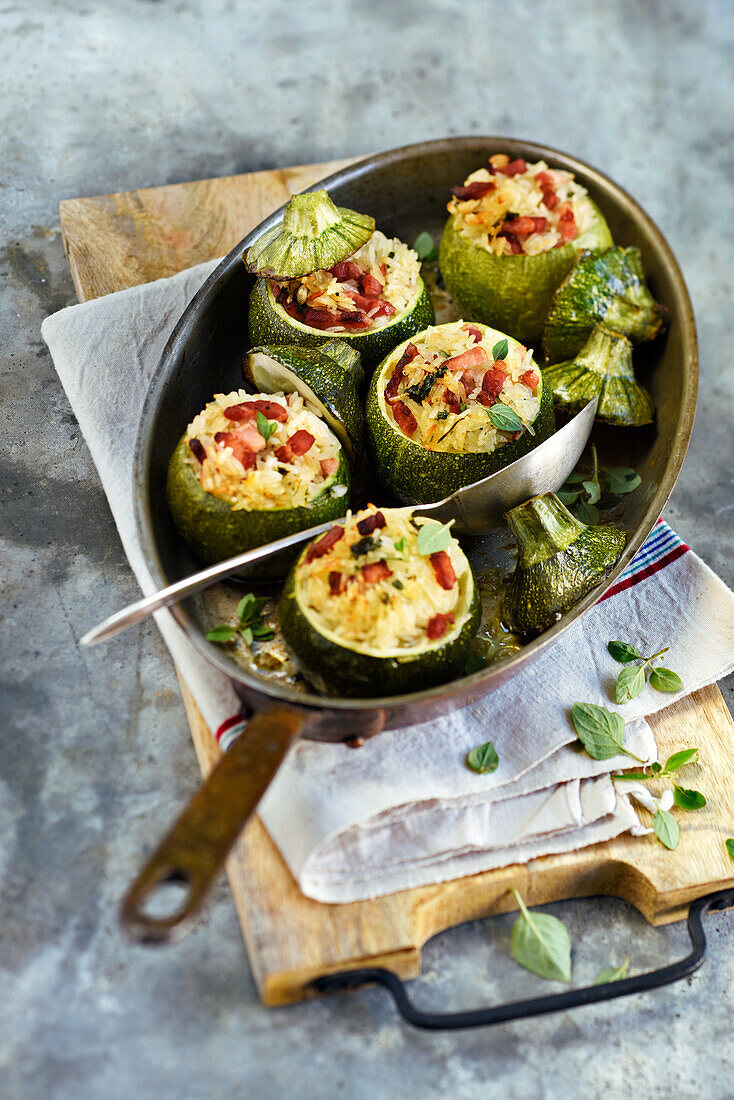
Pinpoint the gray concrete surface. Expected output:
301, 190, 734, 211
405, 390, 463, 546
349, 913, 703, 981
2, 1, 733, 1097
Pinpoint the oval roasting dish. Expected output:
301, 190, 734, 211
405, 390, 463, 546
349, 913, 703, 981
133, 137, 697, 731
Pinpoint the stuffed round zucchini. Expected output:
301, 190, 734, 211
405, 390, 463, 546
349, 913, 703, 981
439, 154, 613, 346
365, 321, 555, 504
167, 390, 349, 572
279, 506, 481, 697
247, 191, 434, 374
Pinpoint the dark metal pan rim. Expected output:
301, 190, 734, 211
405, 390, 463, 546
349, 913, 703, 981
133, 135, 698, 713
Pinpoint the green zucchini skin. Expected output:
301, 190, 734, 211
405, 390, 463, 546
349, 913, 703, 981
543, 246, 665, 363
247, 276, 435, 377
243, 343, 368, 463
542, 325, 654, 427
503, 493, 626, 637
439, 199, 612, 348
279, 550, 482, 697
166, 437, 349, 578
365, 331, 555, 505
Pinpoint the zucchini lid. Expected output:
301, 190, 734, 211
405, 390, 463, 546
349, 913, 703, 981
438, 198, 613, 347
542, 324, 654, 427
543, 246, 666, 363
244, 190, 375, 279
243, 340, 367, 464
365, 326, 555, 505
279, 532, 481, 697
503, 492, 626, 636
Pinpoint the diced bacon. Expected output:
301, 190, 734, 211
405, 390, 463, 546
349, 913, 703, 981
503, 216, 536, 236
476, 393, 492, 406
188, 438, 206, 463
426, 612, 455, 640
385, 343, 420, 404
275, 443, 293, 464
521, 369, 540, 389
357, 510, 386, 536
499, 231, 523, 254
320, 457, 339, 477
450, 180, 496, 201
558, 202, 577, 241
372, 300, 396, 316
329, 260, 363, 282
392, 401, 417, 436
328, 571, 346, 596
360, 273, 383, 297
443, 389, 461, 413
304, 307, 340, 328
542, 188, 559, 210
445, 346, 488, 373
463, 323, 483, 343
224, 399, 288, 423
430, 550, 456, 590
535, 171, 554, 187
214, 431, 258, 470
497, 158, 527, 177
304, 525, 344, 564
380, 262, 387, 278
343, 289, 375, 311
361, 559, 393, 584
460, 374, 474, 397
287, 430, 315, 456
482, 365, 507, 400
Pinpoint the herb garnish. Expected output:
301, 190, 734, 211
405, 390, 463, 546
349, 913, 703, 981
466, 740, 499, 774
406, 363, 447, 404
413, 231, 438, 262
613, 748, 705, 849
393, 536, 407, 555
492, 337, 509, 362
206, 593, 274, 647
558, 445, 641, 523
510, 890, 572, 982
256, 410, 277, 443
436, 409, 449, 420
416, 521, 452, 555
726, 839, 734, 861
607, 640, 683, 703
391, 579, 404, 590
350, 535, 380, 557
571, 702, 645, 762
487, 403, 524, 433
653, 808, 679, 850
595, 957, 630, 984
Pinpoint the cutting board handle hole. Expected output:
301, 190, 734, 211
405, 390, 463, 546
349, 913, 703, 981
135, 872, 192, 922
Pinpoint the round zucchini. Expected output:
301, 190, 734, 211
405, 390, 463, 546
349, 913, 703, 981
242, 340, 367, 465
167, 394, 350, 578
279, 509, 481, 697
248, 275, 435, 377
439, 198, 612, 348
365, 324, 555, 505
503, 493, 626, 636
542, 324, 654, 426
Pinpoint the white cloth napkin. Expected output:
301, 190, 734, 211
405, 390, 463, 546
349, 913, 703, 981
42, 261, 734, 903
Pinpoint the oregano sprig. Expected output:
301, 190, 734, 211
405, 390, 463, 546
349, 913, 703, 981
608, 640, 683, 703
206, 592, 275, 647
509, 890, 572, 982
256, 410, 277, 444
558, 445, 641, 524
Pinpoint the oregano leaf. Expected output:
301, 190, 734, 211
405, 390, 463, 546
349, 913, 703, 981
466, 740, 499, 774
649, 667, 683, 693
726, 839, 734, 861
653, 808, 680, 850
492, 337, 509, 362
256, 410, 276, 442
206, 625, 238, 644
582, 479, 601, 506
416, 521, 452, 555
576, 500, 600, 525
571, 702, 626, 760
608, 640, 641, 664
673, 785, 707, 811
615, 664, 647, 704
510, 891, 572, 982
487, 403, 524, 432
413, 231, 438, 261
595, 957, 630, 984
662, 748, 698, 773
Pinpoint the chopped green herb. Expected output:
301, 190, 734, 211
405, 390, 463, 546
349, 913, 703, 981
256, 410, 277, 443
391, 579, 404, 590
350, 535, 380, 557
406, 364, 447, 404
393, 537, 406, 555
436, 409, 449, 420
416, 521, 452, 556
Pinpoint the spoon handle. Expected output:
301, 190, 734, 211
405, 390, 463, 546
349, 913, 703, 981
79, 518, 340, 646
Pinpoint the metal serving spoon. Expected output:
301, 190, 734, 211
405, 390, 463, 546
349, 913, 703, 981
81, 397, 597, 647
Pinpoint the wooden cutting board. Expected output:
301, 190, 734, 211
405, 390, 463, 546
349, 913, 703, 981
59, 158, 734, 1006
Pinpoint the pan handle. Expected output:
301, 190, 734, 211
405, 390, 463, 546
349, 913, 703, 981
120, 706, 307, 944
313, 888, 734, 1030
